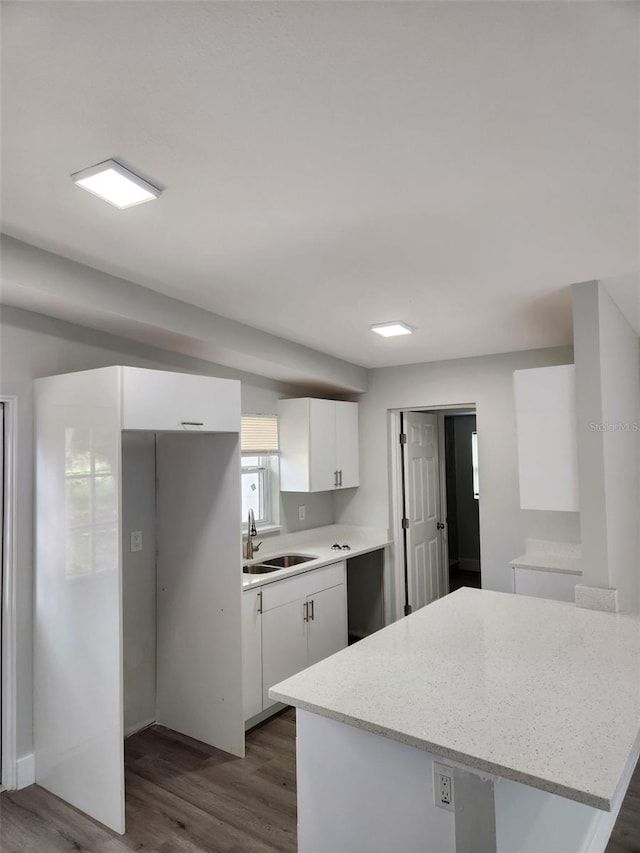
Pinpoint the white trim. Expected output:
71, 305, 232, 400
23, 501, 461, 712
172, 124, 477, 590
124, 717, 156, 738
16, 753, 35, 789
1, 396, 18, 790
387, 403, 479, 619
387, 410, 406, 622
436, 414, 450, 597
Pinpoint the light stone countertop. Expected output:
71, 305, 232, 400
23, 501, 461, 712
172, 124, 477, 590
509, 538, 582, 575
242, 524, 392, 590
270, 587, 640, 811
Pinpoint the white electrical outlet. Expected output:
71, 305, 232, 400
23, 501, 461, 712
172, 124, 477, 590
130, 531, 143, 552
433, 762, 454, 811
298, 505, 306, 521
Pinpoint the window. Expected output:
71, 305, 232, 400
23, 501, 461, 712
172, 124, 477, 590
241, 416, 279, 530
472, 431, 480, 500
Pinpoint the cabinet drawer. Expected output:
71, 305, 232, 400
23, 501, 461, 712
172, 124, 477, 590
261, 562, 346, 612
121, 367, 240, 432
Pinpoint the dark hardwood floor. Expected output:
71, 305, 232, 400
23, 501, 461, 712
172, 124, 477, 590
608, 764, 640, 853
0, 709, 297, 853
1, 706, 639, 852
448, 567, 482, 592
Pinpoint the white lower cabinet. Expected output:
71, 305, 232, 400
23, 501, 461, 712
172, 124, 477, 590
242, 562, 347, 721
306, 583, 349, 667
242, 588, 264, 721
512, 567, 580, 603
262, 598, 309, 710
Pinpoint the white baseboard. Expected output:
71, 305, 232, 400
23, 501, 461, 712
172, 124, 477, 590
16, 753, 35, 789
125, 717, 156, 738
245, 702, 287, 731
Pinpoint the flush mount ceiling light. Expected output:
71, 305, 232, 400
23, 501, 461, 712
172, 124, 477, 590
71, 159, 162, 209
370, 321, 414, 337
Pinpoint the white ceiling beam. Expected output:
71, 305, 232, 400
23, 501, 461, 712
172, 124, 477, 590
0, 236, 368, 393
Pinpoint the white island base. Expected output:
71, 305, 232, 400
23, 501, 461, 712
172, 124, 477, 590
297, 710, 631, 853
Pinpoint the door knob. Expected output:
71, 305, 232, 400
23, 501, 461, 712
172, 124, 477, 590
437, 522, 445, 530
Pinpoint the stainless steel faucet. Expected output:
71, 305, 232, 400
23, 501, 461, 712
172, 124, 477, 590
244, 508, 262, 560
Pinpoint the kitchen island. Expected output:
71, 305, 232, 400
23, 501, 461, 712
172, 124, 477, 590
270, 588, 640, 853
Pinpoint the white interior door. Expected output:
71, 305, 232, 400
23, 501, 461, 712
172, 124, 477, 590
404, 412, 443, 611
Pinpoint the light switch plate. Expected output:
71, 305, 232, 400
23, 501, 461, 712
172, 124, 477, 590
130, 531, 143, 552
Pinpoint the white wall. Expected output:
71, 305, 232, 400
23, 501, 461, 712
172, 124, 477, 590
122, 433, 157, 736
334, 346, 580, 610
0, 304, 334, 762
573, 280, 640, 612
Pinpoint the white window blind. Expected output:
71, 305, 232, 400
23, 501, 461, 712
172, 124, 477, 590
241, 415, 279, 454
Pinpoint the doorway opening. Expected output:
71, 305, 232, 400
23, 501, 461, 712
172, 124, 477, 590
444, 413, 481, 593
390, 405, 481, 619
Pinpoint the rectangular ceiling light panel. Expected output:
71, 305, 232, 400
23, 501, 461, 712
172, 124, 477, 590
370, 321, 414, 337
71, 159, 162, 209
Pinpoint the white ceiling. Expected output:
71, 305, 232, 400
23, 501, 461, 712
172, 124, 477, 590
1, 1, 638, 369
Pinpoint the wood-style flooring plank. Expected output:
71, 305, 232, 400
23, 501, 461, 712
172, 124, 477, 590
0, 709, 296, 853
2, 707, 639, 852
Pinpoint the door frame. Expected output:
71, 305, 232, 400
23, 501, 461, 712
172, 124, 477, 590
1, 396, 18, 789
389, 403, 477, 619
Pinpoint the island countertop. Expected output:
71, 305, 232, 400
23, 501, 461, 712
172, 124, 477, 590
270, 588, 640, 811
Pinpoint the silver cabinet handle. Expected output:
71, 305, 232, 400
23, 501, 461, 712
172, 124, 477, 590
303, 601, 309, 622
257, 591, 263, 614
309, 598, 315, 621
338, 470, 343, 487
334, 470, 339, 488
181, 421, 204, 428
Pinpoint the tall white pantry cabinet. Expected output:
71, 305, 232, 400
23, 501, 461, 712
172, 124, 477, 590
34, 366, 244, 835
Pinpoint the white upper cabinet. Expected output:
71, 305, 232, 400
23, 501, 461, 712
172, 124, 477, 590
278, 397, 359, 492
335, 399, 359, 489
121, 366, 240, 432
513, 364, 579, 512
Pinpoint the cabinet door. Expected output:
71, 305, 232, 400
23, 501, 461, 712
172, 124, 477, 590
242, 589, 263, 721
262, 599, 308, 709
513, 365, 579, 511
335, 401, 359, 489
34, 370, 125, 833
309, 398, 337, 492
513, 567, 579, 603
307, 584, 348, 667
121, 367, 240, 433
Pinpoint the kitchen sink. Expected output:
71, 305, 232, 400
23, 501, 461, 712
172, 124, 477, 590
261, 554, 317, 569
243, 554, 317, 574
243, 564, 282, 574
